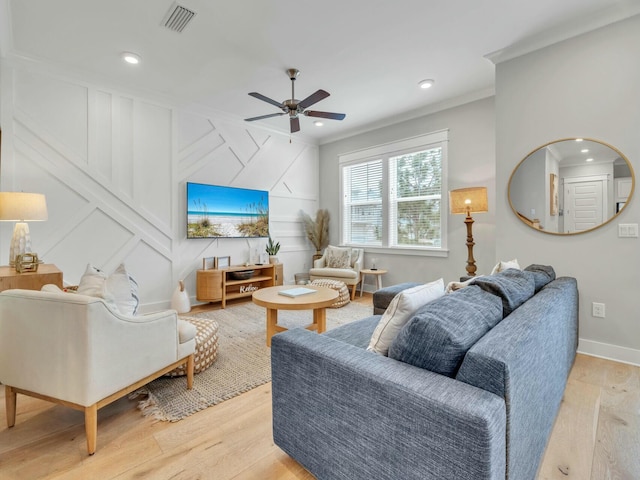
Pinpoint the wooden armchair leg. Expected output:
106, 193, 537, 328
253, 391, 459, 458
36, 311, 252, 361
85, 404, 98, 455
186, 354, 194, 390
5, 386, 16, 428
351, 283, 357, 300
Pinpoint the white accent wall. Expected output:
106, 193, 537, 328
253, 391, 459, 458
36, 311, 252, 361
0, 61, 319, 311
495, 15, 640, 364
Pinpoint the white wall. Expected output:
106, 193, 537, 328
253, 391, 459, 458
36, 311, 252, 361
319, 97, 496, 290
0, 60, 319, 311
495, 15, 640, 364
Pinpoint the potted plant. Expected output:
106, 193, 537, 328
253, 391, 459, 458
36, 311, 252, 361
265, 235, 281, 264
301, 209, 330, 260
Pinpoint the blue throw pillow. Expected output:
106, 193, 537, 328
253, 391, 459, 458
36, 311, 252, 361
472, 268, 535, 317
524, 264, 556, 292
388, 286, 503, 377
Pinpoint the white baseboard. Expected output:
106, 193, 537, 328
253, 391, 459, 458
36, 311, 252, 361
578, 338, 640, 367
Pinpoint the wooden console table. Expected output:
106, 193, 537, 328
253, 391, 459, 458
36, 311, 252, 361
0, 264, 63, 292
196, 263, 284, 308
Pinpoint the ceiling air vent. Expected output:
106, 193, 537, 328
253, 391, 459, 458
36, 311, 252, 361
162, 3, 196, 33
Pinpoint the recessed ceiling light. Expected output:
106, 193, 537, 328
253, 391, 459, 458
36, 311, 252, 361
586, 158, 594, 162
314, 121, 324, 127
418, 79, 435, 89
122, 52, 141, 65
581, 149, 589, 153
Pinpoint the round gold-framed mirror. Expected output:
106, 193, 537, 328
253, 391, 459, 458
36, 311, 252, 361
508, 138, 635, 235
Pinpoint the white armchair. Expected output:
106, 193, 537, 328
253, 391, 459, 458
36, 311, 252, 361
0, 289, 196, 455
309, 246, 364, 299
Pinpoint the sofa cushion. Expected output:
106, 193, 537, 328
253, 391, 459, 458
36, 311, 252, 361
326, 245, 351, 268
323, 315, 380, 349
388, 285, 503, 377
472, 268, 535, 317
524, 264, 556, 292
367, 279, 445, 355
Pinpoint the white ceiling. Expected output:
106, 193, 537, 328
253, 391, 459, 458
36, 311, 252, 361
3, 0, 639, 144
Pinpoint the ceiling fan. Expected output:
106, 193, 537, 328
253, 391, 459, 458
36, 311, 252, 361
244, 68, 346, 134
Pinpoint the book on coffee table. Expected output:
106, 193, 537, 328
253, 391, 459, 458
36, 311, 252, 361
278, 287, 317, 298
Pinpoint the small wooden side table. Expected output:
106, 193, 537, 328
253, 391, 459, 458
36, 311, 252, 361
359, 268, 388, 297
0, 264, 63, 292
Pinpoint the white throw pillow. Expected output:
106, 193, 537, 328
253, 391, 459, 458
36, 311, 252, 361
77, 264, 118, 311
77, 263, 139, 315
490, 258, 521, 275
367, 278, 445, 356
106, 263, 140, 316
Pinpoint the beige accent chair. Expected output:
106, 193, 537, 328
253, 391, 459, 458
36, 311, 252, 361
309, 247, 364, 300
0, 289, 196, 455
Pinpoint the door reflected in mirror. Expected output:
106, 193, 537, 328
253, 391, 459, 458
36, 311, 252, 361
508, 138, 634, 235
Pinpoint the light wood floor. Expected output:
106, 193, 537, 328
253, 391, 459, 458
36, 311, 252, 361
0, 294, 638, 480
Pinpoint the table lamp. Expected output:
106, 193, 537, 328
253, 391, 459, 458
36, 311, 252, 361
449, 187, 488, 277
0, 192, 48, 266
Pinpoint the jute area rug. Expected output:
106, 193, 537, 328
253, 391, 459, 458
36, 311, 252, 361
131, 300, 373, 422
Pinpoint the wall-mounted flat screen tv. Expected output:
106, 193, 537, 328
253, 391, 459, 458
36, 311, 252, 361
186, 182, 269, 238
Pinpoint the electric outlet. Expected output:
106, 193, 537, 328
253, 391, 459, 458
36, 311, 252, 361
592, 302, 606, 318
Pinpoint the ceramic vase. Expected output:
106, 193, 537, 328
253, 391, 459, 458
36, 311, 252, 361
171, 280, 191, 314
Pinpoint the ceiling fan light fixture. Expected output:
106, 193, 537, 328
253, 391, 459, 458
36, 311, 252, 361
122, 52, 141, 65
419, 79, 435, 89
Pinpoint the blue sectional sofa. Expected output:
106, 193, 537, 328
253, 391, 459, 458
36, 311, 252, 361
271, 266, 578, 480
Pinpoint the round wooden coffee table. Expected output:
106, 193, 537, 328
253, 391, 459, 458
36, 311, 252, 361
252, 285, 339, 346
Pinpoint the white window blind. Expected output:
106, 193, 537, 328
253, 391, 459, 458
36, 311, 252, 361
389, 147, 442, 247
342, 159, 383, 245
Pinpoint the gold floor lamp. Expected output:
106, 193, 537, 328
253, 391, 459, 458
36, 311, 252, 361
449, 187, 488, 277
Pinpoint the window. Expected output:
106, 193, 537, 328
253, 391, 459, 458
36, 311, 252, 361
340, 130, 448, 254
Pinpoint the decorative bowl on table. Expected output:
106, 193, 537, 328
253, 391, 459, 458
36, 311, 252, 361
229, 270, 254, 280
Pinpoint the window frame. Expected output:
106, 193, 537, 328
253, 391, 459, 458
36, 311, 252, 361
339, 130, 449, 257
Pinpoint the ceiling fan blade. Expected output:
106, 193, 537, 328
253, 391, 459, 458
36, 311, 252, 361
305, 110, 346, 121
249, 92, 284, 109
245, 112, 286, 122
298, 89, 330, 109
290, 117, 300, 133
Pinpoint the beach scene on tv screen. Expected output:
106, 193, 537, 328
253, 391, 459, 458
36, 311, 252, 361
187, 183, 269, 238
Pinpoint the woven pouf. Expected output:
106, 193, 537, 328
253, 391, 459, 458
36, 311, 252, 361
309, 279, 350, 308
166, 317, 219, 376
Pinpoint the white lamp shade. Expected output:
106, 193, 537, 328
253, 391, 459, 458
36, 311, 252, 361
0, 192, 48, 221
449, 187, 488, 215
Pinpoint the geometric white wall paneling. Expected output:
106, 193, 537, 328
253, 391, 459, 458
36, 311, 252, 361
14, 69, 89, 163
88, 89, 113, 183
185, 146, 245, 187
121, 239, 174, 312
44, 208, 135, 284
177, 111, 217, 153
214, 123, 265, 166
14, 122, 174, 255
231, 139, 307, 190
271, 145, 319, 196
113, 95, 134, 200
177, 131, 227, 182
134, 101, 172, 229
